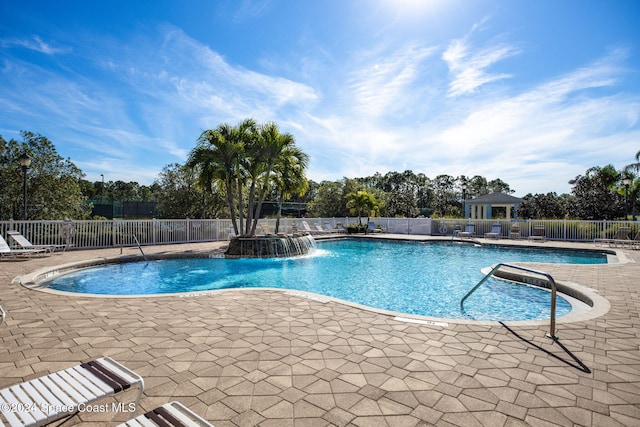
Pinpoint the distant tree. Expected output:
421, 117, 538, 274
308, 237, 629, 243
487, 178, 514, 194
307, 180, 346, 217
518, 193, 570, 219
346, 190, 380, 224
0, 131, 88, 220
569, 165, 624, 219
432, 174, 458, 217
154, 163, 227, 218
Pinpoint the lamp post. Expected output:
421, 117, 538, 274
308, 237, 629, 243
18, 152, 31, 220
461, 182, 468, 219
623, 177, 631, 220
101, 174, 105, 203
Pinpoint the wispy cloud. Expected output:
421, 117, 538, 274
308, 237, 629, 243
442, 20, 520, 97
1, 35, 71, 55
233, 0, 273, 24
0, 16, 637, 196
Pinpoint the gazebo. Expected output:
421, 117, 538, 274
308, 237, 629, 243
465, 193, 524, 220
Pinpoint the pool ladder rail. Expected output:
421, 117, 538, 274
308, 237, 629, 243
460, 263, 559, 341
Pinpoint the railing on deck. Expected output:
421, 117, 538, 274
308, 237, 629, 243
0, 218, 637, 250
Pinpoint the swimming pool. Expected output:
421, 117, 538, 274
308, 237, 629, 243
44, 239, 607, 321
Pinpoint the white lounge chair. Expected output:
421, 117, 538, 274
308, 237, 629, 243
609, 227, 632, 248
366, 221, 383, 234
301, 221, 322, 235
7, 231, 65, 255
509, 223, 522, 239
458, 223, 475, 238
594, 227, 630, 247
0, 235, 47, 259
484, 223, 502, 239
528, 225, 547, 242
117, 401, 213, 427
0, 305, 5, 326
0, 357, 144, 427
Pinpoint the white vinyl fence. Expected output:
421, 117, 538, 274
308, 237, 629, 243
0, 218, 637, 250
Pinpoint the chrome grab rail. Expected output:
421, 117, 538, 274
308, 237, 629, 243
132, 234, 147, 260
460, 263, 558, 340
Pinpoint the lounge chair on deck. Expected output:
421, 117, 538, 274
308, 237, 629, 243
458, 223, 475, 238
610, 227, 632, 248
484, 223, 502, 239
366, 221, 383, 234
631, 231, 640, 250
7, 231, 65, 255
0, 357, 144, 427
528, 225, 546, 242
117, 401, 213, 427
0, 235, 47, 259
0, 305, 5, 326
322, 223, 340, 234
594, 227, 629, 247
509, 223, 521, 239
301, 221, 322, 235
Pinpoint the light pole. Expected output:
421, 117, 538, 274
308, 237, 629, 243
101, 174, 105, 203
623, 177, 631, 220
18, 152, 31, 220
461, 182, 468, 219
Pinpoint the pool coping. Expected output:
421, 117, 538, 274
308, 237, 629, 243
17, 236, 618, 328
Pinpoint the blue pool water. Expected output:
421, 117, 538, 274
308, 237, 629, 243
46, 239, 607, 321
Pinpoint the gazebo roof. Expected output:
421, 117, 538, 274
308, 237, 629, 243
467, 192, 524, 204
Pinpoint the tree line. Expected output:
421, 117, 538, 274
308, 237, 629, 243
1, 127, 638, 222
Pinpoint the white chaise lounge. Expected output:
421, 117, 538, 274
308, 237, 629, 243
117, 401, 213, 427
0, 357, 144, 427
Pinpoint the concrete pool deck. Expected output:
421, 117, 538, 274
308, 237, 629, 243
0, 235, 638, 426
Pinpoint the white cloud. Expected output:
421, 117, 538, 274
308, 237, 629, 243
442, 33, 520, 97
1, 35, 71, 55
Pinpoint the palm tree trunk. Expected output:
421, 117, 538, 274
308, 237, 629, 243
236, 176, 244, 235
275, 196, 282, 234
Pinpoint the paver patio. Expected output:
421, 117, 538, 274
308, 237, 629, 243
1, 236, 639, 426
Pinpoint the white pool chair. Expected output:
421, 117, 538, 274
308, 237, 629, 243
0, 357, 144, 427
117, 401, 214, 427
0, 305, 5, 326
7, 231, 65, 254
458, 223, 475, 238
484, 223, 502, 239
0, 235, 47, 259
301, 221, 322, 235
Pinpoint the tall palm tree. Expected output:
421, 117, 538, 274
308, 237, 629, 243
248, 123, 301, 235
271, 146, 309, 233
189, 119, 309, 237
187, 123, 244, 235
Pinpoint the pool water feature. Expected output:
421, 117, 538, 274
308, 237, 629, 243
44, 239, 607, 321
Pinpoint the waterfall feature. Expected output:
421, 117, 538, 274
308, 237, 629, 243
225, 234, 316, 258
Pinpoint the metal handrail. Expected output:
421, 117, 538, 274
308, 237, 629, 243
460, 263, 558, 340
132, 235, 147, 260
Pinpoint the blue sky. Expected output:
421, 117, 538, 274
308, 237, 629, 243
1, 0, 639, 195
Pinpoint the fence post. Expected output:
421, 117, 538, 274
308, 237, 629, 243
153, 218, 158, 244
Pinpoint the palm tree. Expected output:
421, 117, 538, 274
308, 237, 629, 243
271, 146, 309, 233
187, 123, 245, 236
189, 119, 309, 237
346, 190, 380, 225
624, 150, 640, 219
248, 123, 300, 235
